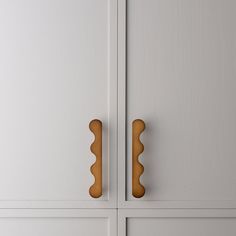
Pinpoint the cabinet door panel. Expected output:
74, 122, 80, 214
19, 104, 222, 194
0, 209, 116, 236
0, 218, 107, 236
118, 209, 236, 236
0, 0, 117, 208
118, 0, 236, 207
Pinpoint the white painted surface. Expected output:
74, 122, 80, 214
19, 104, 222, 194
127, 217, 236, 236
1, 0, 236, 235
119, 0, 236, 207
0, 218, 107, 236
0, 0, 117, 208
0, 209, 117, 236
118, 209, 236, 236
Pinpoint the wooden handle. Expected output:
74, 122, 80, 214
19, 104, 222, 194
89, 119, 102, 198
132, 119, 145, 198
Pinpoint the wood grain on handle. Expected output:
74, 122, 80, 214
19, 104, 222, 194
89, 119, 102, 198
132, 119, 145, 198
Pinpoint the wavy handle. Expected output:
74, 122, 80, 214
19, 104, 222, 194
132, 119, 145, 198
89, 119, 102, 198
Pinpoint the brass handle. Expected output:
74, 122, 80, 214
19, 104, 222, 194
132, 119, 145, 198
89, 119, 102, 198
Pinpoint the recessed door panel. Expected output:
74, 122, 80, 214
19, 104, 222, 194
127, 218, 236, 236
0, 0, 117, 208
122, 0, 236, 206
118, 209, 236, 236
0, 209, 116, 236
0, 218, 107, 236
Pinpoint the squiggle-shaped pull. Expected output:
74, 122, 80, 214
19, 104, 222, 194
132, 119, 145, 198
89, 119, 102, 198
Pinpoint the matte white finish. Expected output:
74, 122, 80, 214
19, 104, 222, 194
1, 0, 236, 235
128, 218, 236, 236
118, 0, 236, 208
118, 209, 236, 236
0, 209, 117, 236
0, 0, 117, 208
0, 218, 107, 236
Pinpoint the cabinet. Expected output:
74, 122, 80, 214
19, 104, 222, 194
118, 0, 236, 209
0, 0, 117, 209
1, 0, 236, 235
118, 0, 236, 235
0, 0, 117, 235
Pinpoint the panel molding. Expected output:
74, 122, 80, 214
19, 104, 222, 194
0, 209, 116, 218
118, 200, 236, 209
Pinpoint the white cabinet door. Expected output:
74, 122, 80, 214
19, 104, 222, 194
0, 0, 117, 208
0, 209, 117, 236
118, 0, 236, 208
118, 209, 236, 236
